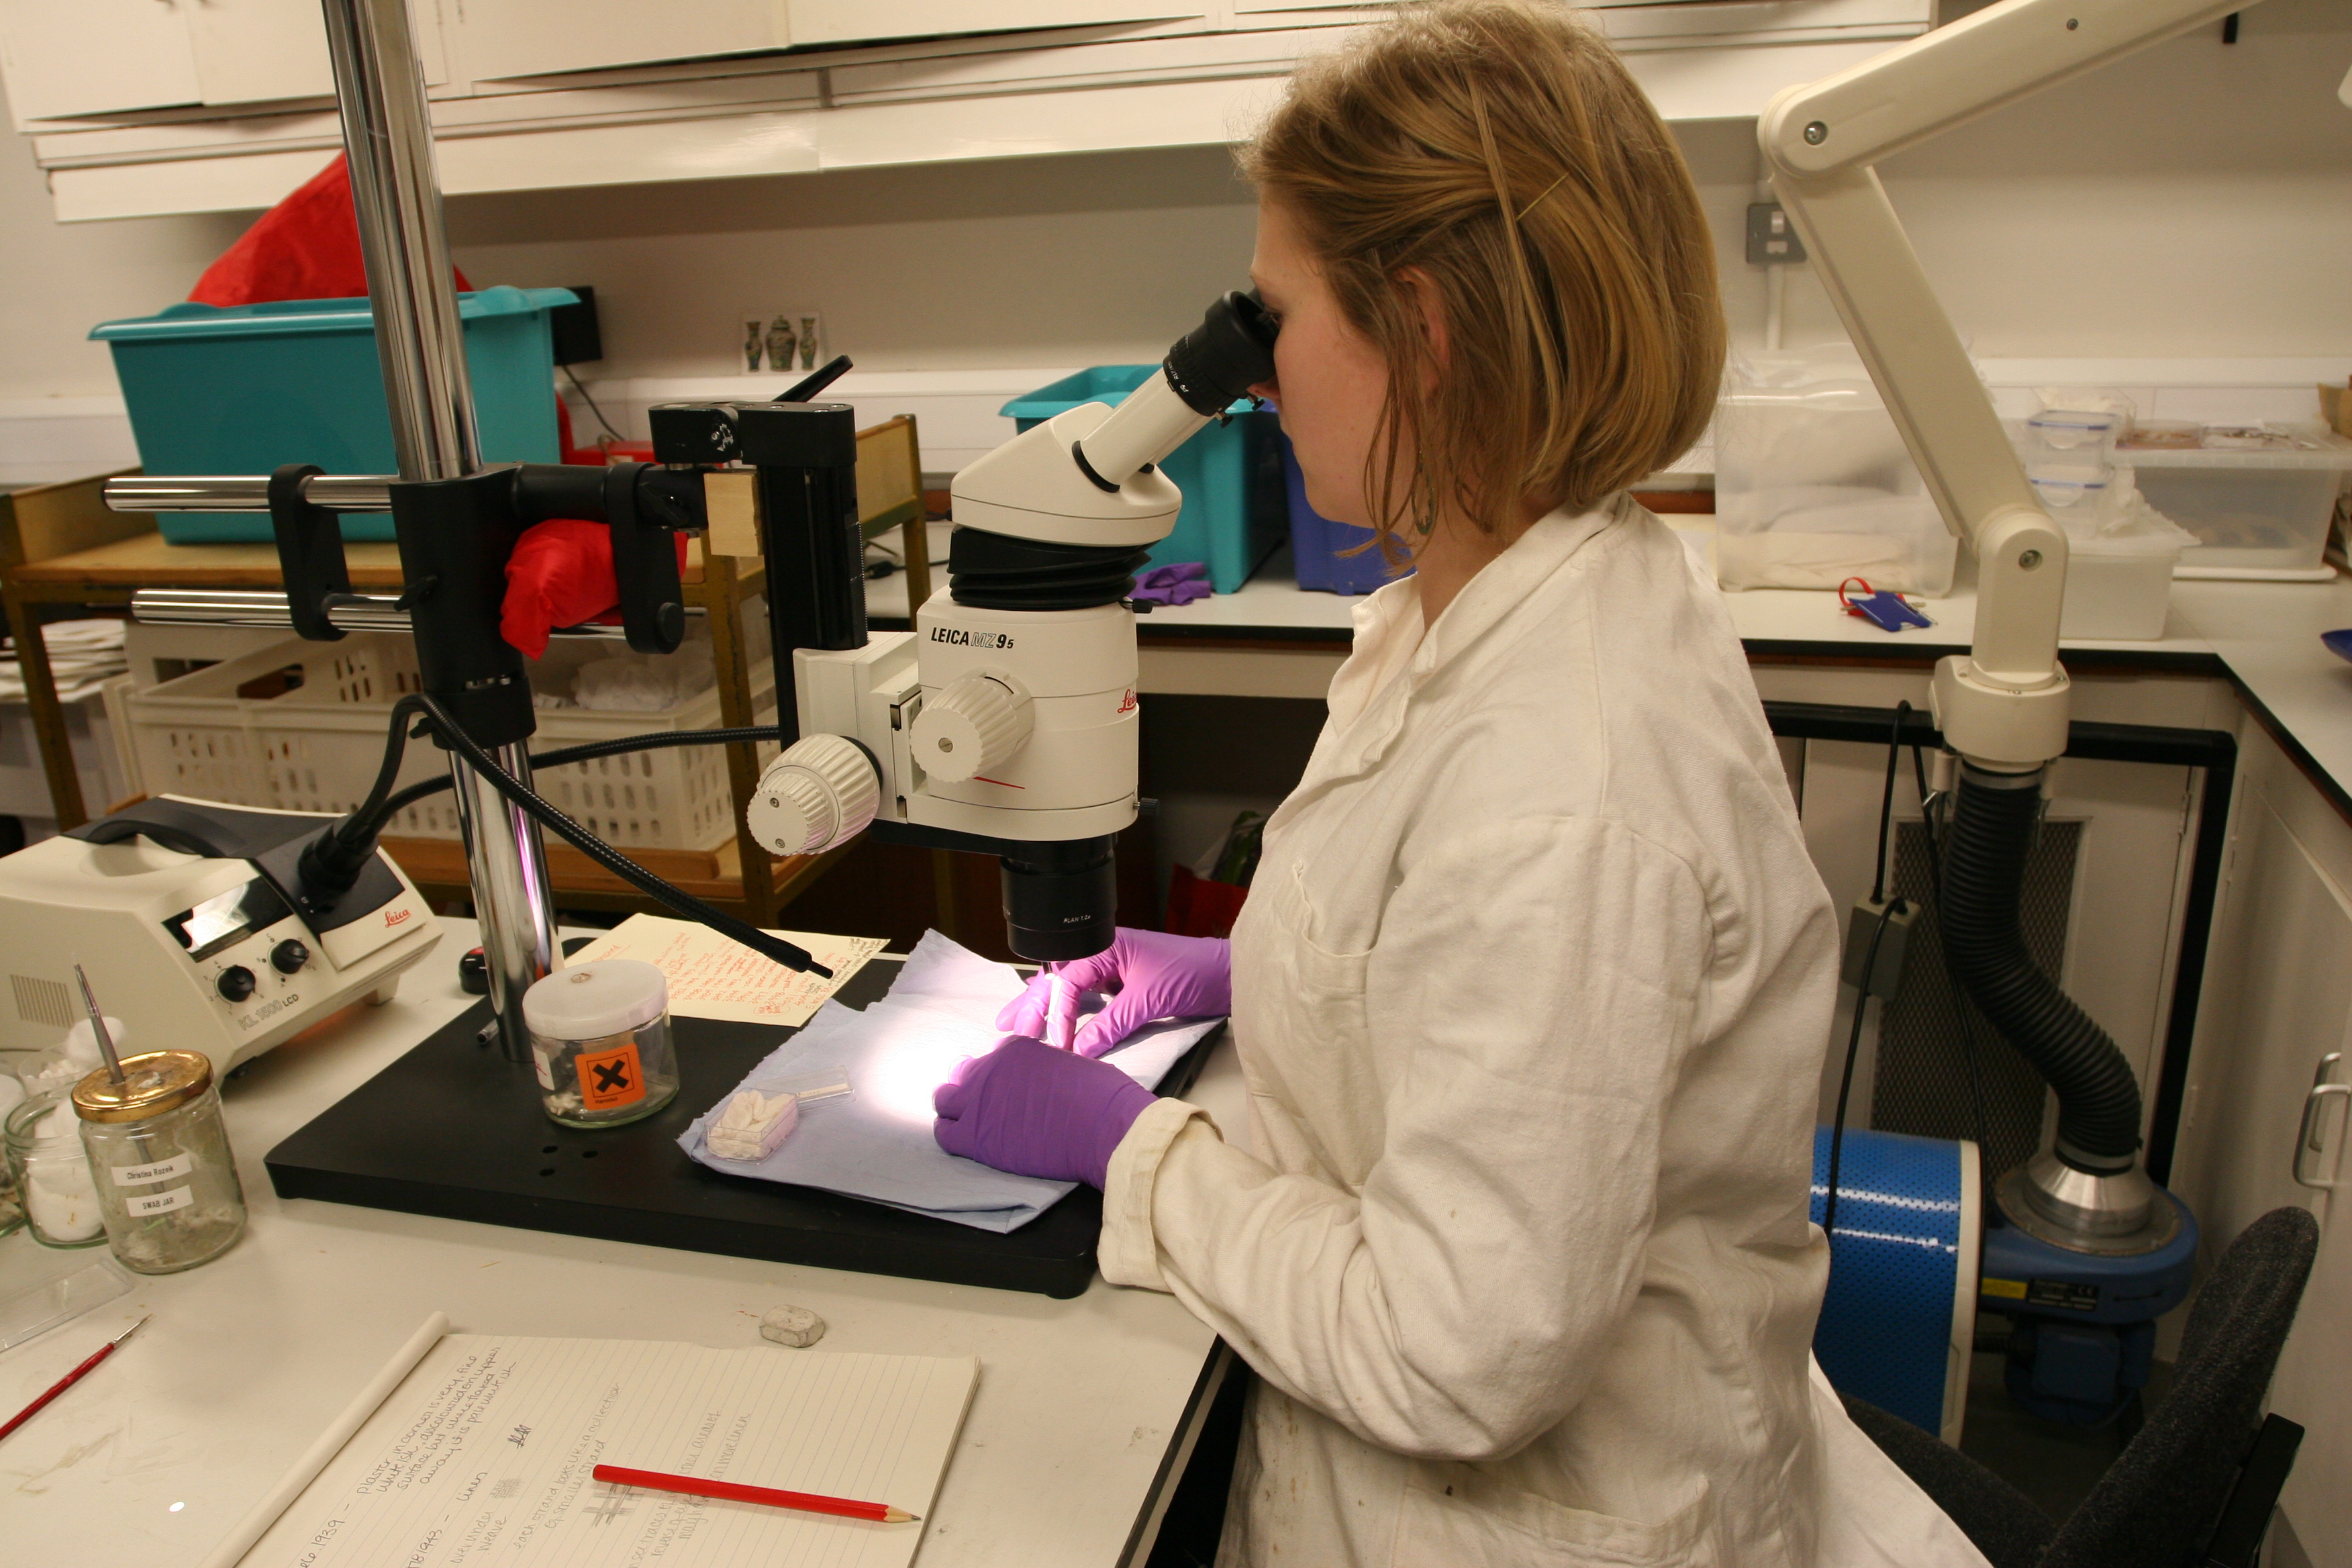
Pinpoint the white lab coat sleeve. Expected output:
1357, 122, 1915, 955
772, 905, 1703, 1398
1101, 815, 1714, 1464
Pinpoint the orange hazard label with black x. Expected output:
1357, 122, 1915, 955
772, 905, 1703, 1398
576, 1042, 646, 1110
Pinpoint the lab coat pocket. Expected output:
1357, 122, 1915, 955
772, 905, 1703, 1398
1390, 1472, 1715, 1568
1278, 859, 1373, 980
1231, 861, 1378, 1181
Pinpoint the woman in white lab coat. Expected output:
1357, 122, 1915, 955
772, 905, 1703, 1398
933, 4, 1994, 1564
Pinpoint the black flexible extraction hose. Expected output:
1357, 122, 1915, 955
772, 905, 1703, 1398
1939, 765, 2141, 1169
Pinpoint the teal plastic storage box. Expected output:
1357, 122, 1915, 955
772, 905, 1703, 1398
1001, 366, 1286, 593
91, 285, 575, 543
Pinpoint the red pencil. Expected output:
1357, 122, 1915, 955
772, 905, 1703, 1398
0, 1316, 149, 1443
592, 1463, 920, 1524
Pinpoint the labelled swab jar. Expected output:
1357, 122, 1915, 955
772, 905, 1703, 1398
524, 959, 679, 1128
72, 1050, 248, 1273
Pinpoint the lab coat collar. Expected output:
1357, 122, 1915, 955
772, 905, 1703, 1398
1306, 494, 1635, 788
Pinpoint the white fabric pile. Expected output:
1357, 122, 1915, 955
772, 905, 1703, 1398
572, 650, 713, 712
0, 618, 128, 702
706, 1088, 800, 1161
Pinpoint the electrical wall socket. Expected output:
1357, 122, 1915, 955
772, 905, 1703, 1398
1746, 202, 1806, 266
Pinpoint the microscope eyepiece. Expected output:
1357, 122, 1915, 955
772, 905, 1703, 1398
1163, 291, 1279, 416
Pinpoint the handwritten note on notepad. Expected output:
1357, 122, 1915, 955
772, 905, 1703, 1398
238, 1336, 977, 1568
567, 915, 887, 1026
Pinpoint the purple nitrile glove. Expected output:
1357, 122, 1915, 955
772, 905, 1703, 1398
996, 928, 1232, 1059
1128, 562, 1212, 607
932, 1035, 1159, 1189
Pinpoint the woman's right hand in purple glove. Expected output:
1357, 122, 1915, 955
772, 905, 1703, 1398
996, 928, 1232, 1059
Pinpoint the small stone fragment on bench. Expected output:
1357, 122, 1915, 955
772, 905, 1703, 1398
761, 1305, 826, 1347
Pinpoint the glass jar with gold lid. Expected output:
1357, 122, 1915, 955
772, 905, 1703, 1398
71, 1050, 247, 1274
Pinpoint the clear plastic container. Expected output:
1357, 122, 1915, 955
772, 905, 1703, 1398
72, 1050, 248, 1274
1714, 346, 1956, 595
2061, 526, 2184, 642
524, 959, 679, 1128
2125, 424, 2352, 577
2023, 407, 2126, 462
5, 1091, 106, 1248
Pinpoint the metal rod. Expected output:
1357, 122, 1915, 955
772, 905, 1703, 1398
72, 963, 127, 1087
130, 587, 411, 630
320, 0, 477, 483
447, 745, 556, 1065
128, 587, 699, 639
320, 0, 551, 1058
105, 475, 395, 513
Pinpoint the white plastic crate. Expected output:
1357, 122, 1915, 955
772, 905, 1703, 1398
121, 634, 775, 852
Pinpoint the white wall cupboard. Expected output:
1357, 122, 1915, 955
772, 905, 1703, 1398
446, 0, 788, 85
2168, 721, 2352, 1567
9, 0, 1930, 219
0, 0, 203, 125
789, 3, 1204, 48
180, 0, 336, 107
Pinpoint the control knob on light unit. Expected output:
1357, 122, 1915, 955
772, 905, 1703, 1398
745, 734, 882, 856
216, 966, 256, 1003
911, 673, 1034, 784
271, 938, 309, 975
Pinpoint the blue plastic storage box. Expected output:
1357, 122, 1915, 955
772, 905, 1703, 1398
1284, 434, 1407, 595
92, 285, 575, 542
1001, 366, 1286, 593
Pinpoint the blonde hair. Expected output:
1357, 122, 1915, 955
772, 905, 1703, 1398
1240, 0, 1723, 556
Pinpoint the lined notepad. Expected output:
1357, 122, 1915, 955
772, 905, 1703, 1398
234, 1333, 977, 1568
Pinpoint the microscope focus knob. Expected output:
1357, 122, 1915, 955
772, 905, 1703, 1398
745, 734, 881, 857
912, 673, 1033, 785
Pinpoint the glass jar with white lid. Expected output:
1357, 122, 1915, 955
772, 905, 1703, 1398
523, 959, 678, 1128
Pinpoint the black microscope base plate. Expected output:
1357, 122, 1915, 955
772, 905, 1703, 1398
265, 959, 1216, 1298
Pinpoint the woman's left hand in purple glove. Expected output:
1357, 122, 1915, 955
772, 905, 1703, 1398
932, 1035, 1158, 1189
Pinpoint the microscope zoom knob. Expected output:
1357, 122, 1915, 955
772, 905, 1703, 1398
913, 674, 1033, 785
744, 734, 881, 856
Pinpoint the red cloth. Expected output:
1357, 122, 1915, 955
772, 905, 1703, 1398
1164, 865, 1248, 940
189, 156, 471, 306
501, 518, 691, 660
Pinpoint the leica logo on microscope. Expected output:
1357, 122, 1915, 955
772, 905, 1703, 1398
929, 628, 1016, 650
385, 906, 412, 928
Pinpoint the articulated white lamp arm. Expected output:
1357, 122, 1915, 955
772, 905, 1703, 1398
1757, 0, 2253, 769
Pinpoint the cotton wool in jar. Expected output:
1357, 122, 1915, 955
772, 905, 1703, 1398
7, 1089, 105, 1248
524, 959, 679, 1128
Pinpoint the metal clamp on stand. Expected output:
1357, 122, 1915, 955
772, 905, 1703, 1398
267, 463, 352, 643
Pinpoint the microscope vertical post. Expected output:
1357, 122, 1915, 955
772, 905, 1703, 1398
320, 0, 556, 1058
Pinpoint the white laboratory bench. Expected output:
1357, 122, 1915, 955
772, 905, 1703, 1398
1073, 543, 2352, 826
0, 924, 1251, 1568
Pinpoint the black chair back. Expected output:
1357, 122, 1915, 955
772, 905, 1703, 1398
2039, 1206, 2319, 1568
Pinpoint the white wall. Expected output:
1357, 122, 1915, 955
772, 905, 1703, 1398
0, 1, 2345, 403
0, 96, 244, 403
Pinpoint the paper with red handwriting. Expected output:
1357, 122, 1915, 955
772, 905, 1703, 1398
565, 915, 884, 1026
